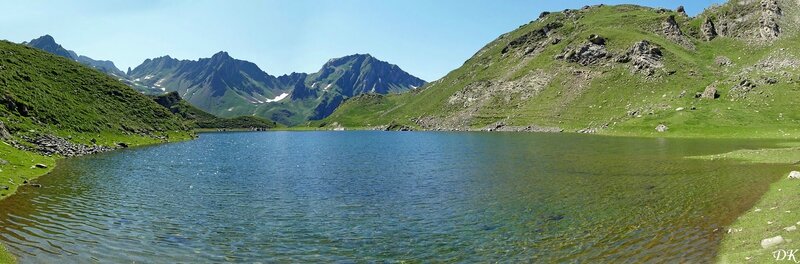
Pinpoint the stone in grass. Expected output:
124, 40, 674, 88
656, 124, 669, 132
32, 163, 47, 169
762, 236, 785, 249
786, 226, 798, 232
789, 171, 800, 179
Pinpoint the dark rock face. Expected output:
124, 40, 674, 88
310, 95, 345, 120
701, 18, 718, 41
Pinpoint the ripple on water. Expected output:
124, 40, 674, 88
0, 132, 791, 262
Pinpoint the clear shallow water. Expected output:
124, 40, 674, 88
0, 132, 791, 262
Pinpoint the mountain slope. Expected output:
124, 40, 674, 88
129, 52, 288, 116
150, 92, 278, 129
325, 1, 800, 137
25, 35, 126, 77
130, 53, 425, 125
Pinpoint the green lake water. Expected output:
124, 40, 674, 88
0, 132, 791, 262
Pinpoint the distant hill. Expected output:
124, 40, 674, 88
150, 92, 277, 129
324, 1, 800, 137
25, 35, 126, 77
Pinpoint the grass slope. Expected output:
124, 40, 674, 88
323, 3, 800, 138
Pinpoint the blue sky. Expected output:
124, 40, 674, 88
0, 0, 724, 81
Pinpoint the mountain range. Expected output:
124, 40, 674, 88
25, 35, 126, 77
24, 35, 426, 125
324, 0, 800, 137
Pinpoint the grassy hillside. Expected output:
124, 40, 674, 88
151, 92, 278, 129
324, 2, 800, 138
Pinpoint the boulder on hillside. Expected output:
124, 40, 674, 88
588, 34, 606, 45
700, 83, 719, 99
656, 124, 669, 132
789, 171, 800, 179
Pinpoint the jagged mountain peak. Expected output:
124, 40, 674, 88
27, 34, 74, 59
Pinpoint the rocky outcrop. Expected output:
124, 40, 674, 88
715, 56, 732, 66
759, 0, 782, 40
618, 41, 664, 76
502, 22, 563, 56
0, 121, 11, 141
701, 18, 718, 41
556, 35, 610, 66
730, 79, 758, 99
661, 15, 693, 48
663, 15, 684, 38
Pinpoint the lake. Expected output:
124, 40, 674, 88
0, 131, 790, 262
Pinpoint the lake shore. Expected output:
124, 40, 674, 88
0, 131, 195, 263
689, 143, 800, 263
